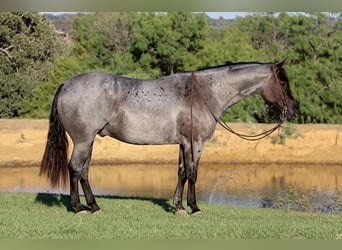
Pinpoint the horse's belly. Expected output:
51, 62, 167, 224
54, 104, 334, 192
102, 113, 178, 145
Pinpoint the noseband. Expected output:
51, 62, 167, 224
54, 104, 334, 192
190, 66, 288, 143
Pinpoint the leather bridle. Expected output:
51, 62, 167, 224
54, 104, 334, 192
190, 65, 288, 145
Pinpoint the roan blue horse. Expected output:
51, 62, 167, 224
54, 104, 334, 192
40, 61, 299, 215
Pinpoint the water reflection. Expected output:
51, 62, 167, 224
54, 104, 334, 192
1, 164, 341, 211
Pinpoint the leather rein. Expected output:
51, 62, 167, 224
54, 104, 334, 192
190, 65, 288, 143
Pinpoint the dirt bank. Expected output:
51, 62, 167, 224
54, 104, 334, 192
0, 119, 341, 167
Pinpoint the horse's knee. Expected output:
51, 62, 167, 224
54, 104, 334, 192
187, 170, 197, 184
178, 167, 186, 181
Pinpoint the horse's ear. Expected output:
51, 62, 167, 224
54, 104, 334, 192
276, 60, 286, 69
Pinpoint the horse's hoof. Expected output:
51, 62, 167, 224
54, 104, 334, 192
75, 210, 87, 215
92, 209, 103, 215
192, 210, 202, 216
175, 209, 189, 216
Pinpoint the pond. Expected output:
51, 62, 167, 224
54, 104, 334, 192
1, 163, 341, 213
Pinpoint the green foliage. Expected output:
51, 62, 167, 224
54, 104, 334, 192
0, 12, 63, 118
3, 12, 342, 124
71, 12, 133, 72
23, 56, 94, 118
131, 12, 209, 76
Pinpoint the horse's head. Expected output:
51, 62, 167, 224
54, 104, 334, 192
261, 61, 299, 120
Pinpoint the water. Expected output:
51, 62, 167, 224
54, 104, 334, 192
1, 163, 341, 212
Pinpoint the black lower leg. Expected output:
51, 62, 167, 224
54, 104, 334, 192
173, 179, 187, 211
187, 181, 201, 214
184, 141, 202, 214
69, 167, 84, 213
174, 145, 187, 212
80, 178, 100, 213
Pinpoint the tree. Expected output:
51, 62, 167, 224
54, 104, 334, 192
131, 12, 209, 76
71, 12, 133, 72
0, 12, 63, 118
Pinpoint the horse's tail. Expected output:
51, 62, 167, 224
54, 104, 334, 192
40, 84, 69, 188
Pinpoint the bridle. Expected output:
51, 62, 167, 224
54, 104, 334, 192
190, 65, 288, 145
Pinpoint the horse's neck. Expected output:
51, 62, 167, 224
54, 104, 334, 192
196, 67, 270, 118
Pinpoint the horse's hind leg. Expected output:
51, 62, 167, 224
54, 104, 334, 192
80, 165, 101, 214
69, 140, 100, 214
69, 165, 84, 213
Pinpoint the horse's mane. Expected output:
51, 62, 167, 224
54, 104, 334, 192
195, 61, 272, 72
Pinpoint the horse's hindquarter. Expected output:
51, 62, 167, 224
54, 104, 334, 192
57, 73, 123, 142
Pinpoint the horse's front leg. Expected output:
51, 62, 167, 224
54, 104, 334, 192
173, 144, 187, 214
185, 141, 203, 215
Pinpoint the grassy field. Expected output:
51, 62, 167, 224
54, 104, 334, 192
0, 192, 341, 239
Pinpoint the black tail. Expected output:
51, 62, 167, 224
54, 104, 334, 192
40, 84, 69, 188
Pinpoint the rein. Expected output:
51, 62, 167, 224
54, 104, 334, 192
190, 66, 288, 143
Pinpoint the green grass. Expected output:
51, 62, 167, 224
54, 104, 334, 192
0, 192, 341, 239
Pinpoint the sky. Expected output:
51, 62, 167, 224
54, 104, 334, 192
43, 12, 248, 19
205, 12, 247, 19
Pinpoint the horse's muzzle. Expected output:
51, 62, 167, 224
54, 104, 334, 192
286, 100, 300, 120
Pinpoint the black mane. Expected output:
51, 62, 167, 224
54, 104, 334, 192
195, 61, 272, 72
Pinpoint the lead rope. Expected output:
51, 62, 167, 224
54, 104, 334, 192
190, 67, 288, 142
190, 72, 195, 162
216, 108, 287, 141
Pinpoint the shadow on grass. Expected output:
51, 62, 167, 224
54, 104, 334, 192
34, 193, 176, 214
35, 193, 75, 212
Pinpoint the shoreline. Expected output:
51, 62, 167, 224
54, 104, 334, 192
1, 119, 342, 167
